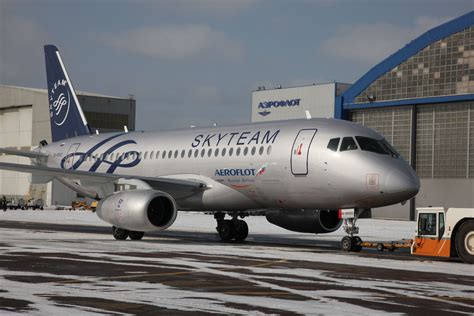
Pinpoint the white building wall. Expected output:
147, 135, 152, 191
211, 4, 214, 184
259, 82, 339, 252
252, 83, 350, 123
0, 85, 136, 206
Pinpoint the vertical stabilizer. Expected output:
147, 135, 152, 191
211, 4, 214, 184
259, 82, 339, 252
44, 45, 91, 142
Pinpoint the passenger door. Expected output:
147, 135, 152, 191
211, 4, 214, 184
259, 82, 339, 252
291, 129, 317, 175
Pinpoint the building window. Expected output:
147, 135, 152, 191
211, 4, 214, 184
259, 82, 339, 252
354, 26, 474, 103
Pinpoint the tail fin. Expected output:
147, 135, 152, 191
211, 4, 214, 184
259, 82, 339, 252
44, 45, 91, 142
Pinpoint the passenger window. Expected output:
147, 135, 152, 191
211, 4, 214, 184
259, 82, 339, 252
144, 151, 148, 160
251, 146, 256, 155
181, 150, 185, 158
438, 213, 445, 238
200, 149, 205, 157
194, 149, 199, 158
229, 148, 234, 156
214, 148, 219, 157
327, 138, 340, 152
156, 151, 160, 159
188, 149, 192, 158
168, 151, 172, 159
162, 151, 166, 159
259, 146, 264, 155
267, 146, 272, 155
243, 147, 249, 156
150, 151, 154, 159
222, 148, 226, 156
208, 148, 212, 157
340, 137, 358, 151
236, 147, 241, 156
418, 213, 437, 236
174, 150, 178, 158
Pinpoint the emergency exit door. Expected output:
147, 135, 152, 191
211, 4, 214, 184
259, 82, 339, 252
291, 129, 317, 175
64, 143, 80, 169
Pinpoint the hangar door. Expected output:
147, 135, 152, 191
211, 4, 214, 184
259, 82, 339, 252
291, 129, 317, 175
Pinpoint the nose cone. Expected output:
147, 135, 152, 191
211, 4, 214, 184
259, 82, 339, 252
385, 166, 420, 202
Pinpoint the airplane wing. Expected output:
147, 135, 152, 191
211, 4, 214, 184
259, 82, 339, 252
0, 162, 209, 197
0, 148, 48, 159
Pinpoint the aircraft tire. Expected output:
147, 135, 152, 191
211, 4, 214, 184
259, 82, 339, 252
218, 220, 235, 241
341, 236, 353, 252
455, 220, 474, 264
129, 231, 145, 240
234, 220, 249, 242
113, 226, 129, 240
352, 236, 362, 252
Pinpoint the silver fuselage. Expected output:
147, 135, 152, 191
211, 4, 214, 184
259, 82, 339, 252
39, 118, 419, 212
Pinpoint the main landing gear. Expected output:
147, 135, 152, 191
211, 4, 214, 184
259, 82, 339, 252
215, 212, 249, 242
340, 209, 364, 252
112, 226, 144, 240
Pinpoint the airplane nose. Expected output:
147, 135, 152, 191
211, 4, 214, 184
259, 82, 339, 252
384, 167, 420, 200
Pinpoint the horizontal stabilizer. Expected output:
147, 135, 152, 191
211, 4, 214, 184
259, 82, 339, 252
0, 148, 48, 159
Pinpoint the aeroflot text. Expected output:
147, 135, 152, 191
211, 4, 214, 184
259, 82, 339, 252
258, 99, 301, 109
215, 168, 256, 177
192, 130, 280, 147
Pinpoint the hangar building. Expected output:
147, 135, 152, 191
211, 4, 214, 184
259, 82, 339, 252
252, 82, 351, 122
0, 85, 136, 206
252, 11, 474, 220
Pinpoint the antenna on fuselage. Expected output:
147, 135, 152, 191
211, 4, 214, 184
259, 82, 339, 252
305, 110, 312, 120
124, 125, 129, 133
95, 129, 99, 135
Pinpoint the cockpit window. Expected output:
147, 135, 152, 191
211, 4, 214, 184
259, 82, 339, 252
355, 136, 388, 155
340, 137, 358, 151
381, 139, 400, 158
327, 138, 340, 152
355, 136, 400, 158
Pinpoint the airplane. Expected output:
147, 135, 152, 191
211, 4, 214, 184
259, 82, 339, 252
0, 45, 420, 251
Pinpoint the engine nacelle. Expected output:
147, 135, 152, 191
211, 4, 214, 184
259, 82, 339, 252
266, 209, 342, 234
96, 189, 177, 232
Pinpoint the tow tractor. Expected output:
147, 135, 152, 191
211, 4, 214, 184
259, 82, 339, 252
340, 207, 474, 264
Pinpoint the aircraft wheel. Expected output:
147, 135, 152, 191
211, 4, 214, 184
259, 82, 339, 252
218, 220, 235, 241
455, 220, 474, 264
376, 243, 385, 252
112, 226, 129, 240
234, 220, 249, 242
129, 231, 145, 240
352, 236, 362, 252
341, 236, 353, 252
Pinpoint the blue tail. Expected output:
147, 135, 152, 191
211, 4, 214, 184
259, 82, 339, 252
44, 45, 91, 142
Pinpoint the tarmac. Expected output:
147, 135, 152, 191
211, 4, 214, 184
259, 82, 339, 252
0, 212, 473, 315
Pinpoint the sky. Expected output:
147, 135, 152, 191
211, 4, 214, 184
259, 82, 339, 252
0, 0, 472, 131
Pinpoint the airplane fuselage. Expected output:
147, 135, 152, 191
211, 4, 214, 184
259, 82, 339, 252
40, 118, 419, 212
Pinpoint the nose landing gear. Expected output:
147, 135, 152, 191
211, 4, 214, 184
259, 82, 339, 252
215, 212, 249, 242
340, 209, 364, 252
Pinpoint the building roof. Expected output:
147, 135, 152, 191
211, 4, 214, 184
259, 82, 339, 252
0, 85, 130, 100
340, 11, 474, 105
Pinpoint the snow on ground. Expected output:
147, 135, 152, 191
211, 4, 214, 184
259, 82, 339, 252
0, 209, 473, 315
0, 208, 415, 241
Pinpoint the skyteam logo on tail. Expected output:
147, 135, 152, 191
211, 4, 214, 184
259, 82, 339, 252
49, 79, 71, 126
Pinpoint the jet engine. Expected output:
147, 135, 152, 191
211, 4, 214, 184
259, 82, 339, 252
96, 189, 177, 232
266, 209, 342, 234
